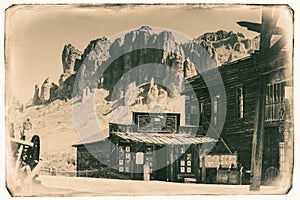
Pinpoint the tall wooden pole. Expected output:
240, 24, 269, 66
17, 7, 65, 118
250, 73, 267, 191
237, 7, 286, 191
249, 8, 273, 191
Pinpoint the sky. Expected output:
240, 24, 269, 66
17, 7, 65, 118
4, 4, 292, 103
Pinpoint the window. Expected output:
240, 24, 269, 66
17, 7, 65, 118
265, 82, 286, 121
180, 167, 185, 173
119, 145, 131, 173
199, 101, 204, 126
279, 142, 285, 171
180, 146, 185, 153
179, 151, 193, 174
213, 96, 218, 114
180, 160, 185, 166
213, 95, 220, 125
119, 166, 124, 172
200, 101, 204, 113
236, 87, 244, 118
187, 167, 192, 173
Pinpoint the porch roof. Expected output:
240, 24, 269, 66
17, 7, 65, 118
111, 131, 217, 145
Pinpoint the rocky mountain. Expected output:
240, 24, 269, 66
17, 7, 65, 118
194, 30, 259, 64
32, 27, 258, 107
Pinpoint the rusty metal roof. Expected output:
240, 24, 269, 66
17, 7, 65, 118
111, 131, 217, 145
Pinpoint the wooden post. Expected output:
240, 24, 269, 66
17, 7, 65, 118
194, 145, 201, 182
250, 74, 267, 191
166, 145, 169, 181
259, 9, 273, 55
237, 7, 287, 191
169, 145, 175, 182
201, 155, 206, 183
152, 145, 156, 180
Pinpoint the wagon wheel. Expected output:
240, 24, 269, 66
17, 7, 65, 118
25, 135, 40, 170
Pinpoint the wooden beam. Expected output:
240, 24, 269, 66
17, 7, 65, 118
260, 8, 273, 54
250, 9, 276, 190
250, 74, 267, 191
237, 7, 287, 192
236, 21, 284, 35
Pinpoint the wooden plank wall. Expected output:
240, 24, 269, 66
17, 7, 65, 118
184, 54, 289, 170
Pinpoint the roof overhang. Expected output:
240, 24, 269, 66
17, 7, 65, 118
111, 131, 217, 145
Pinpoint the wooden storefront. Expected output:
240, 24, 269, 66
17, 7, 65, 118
73, 112, 220, 183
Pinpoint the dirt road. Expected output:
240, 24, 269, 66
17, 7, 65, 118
15, 175, 287, 196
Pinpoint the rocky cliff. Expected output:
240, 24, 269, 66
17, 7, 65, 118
70, 26, 201, 101
62, 44, 82, 74
32, 27, 258, 105
194, 30, 259, 64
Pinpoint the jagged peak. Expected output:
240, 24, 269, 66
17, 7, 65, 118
137, 25, 152, 32
195, 30, 245, 42
158, 30, 174, 38
82, 37, 111, 57
95, 36, 109, 42
88, 37, 110, 46
62, 44, 81, 54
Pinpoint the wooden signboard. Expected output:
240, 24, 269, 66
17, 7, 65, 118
137, 114, 178, 132
200, 154, 238, 168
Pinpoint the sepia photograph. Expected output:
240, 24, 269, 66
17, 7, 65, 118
2, 2, 296, 197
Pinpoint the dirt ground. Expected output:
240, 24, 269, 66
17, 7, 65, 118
6, 175, 291, 197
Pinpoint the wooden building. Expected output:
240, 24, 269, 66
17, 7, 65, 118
182, 51, 293, 183
73, 112, 220, 183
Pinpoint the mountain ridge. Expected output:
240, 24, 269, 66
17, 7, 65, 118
32, 26, 258, 106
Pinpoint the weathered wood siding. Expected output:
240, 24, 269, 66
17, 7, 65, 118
184, 53, 291, 170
